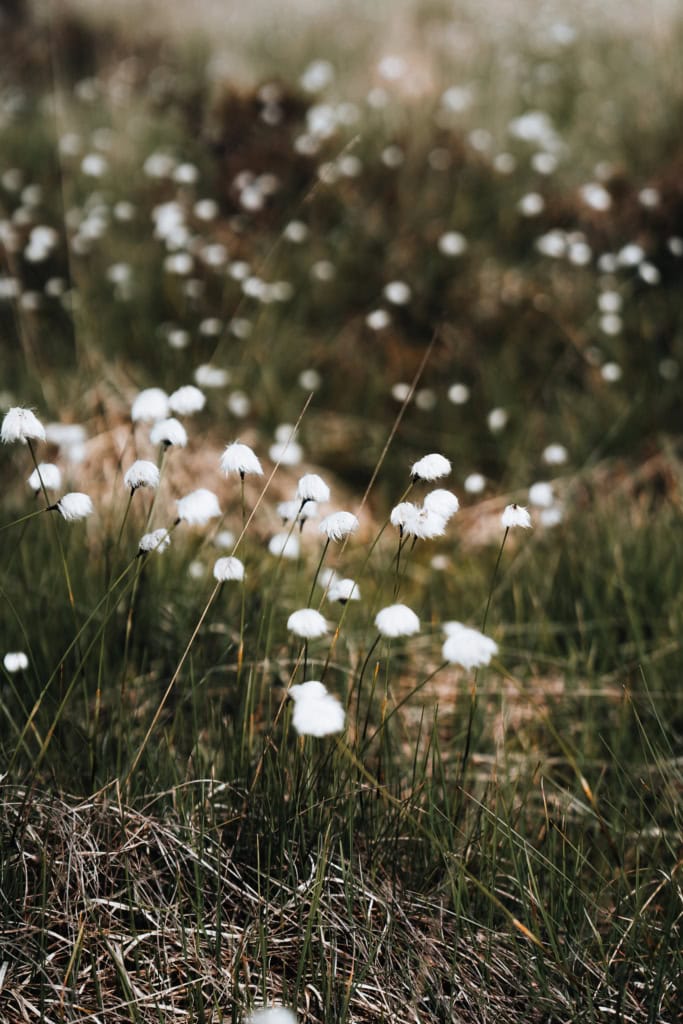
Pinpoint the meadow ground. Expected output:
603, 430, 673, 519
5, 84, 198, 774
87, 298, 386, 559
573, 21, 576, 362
0, 0, 682, 1021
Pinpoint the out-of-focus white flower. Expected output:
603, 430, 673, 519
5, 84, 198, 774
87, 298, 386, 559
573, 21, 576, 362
138, 528, 171, 554
442, 622, 498, 669
247, 1009, 297, 1024
423, 489, 459, 521
540, 505, 564, 527
213, 556, 245, 582
277, 500, 317, 525
288, 680, 345, 737
542, 443, 568, 466
1, 407, 46, 444
487, 408, 508, 433
214, 529, 235, 549
220, 441, 263, 477
176, 489, 221, 526
296, 474, 330, 504
464, 473, 486, 494
366, 309, 391, 330
131, 388, 169, 423
27, 463, 61, 492
448, 383, 470, 405
438, 231, 468, 257
268, 532, 300, 559
501, 504, 532, 529
269, 440, 304, 465
319, 511, 359, 541
405, 507, 448, 540
383, 280, 411, 305
328, 578, 360, 603
528, 482, 554, 508
287, 608, 328, 639
195, 364, 230, 388
169, 385, 206, 416
55, 492, 94, 521
150, 417, 188, 448
3, 651, 28, 673
410, 453, 451, 482
375, 604, 420, 638
124, 460, 160, 492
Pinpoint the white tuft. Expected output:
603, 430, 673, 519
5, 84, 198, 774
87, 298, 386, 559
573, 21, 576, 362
150, 418, 188, 448
220, 441, 263, 477
176, 489, 221, 526
501, 503, 532, 529
442, 622, 498, 670
287, 608, 328, 639
169, 385, 206, 416
124, 460, 160, 491
1, 407, 46, 445
375, 604, 420, 638
138, 528, 171, 554
27, 463, 61, 492
410, 453, 451, 482
131, 388, 169, 423
319, 511, 359, 541
288, 681, 345, 737
296, 473, 330, 503
213, 556, 245, 582
3, 651, 29, 673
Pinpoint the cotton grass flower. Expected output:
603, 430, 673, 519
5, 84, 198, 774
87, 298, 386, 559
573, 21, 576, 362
55, 492, 94, 521
176, 489, 221, 526
328, 578, 360, 603
131, 388, 169, 423
390, 502, 420, 531
138, 528, 171, 554
501, 503, 532, 529
3, 651, 28, 673
220, 441, 263, 477
287, 608, 328, 639
268, 532, 300, 559
124, 460, 160, 492
277, 499, 317, 525
528, 482, 554, 508
1, 407, 46, 444
288, 680, 345, 737
169, 385, 206, 416
296, 473, 330, 504
319, 511, 359, 541
442, 622, 498, 669
375, 604, 420, 638
213, 556, 245, 582
410, 453, 451, 482
27, 463, 61, 492
247, 1009, 297, 1024
423, 489, 459, 521
150, 418, 188, 448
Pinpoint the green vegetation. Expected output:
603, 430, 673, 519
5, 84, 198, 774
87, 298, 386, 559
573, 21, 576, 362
1, 1, 681, 1021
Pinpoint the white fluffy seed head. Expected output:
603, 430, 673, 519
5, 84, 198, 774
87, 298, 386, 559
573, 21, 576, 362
288, 681, 345, 737
213, 556, 245, 582
375, 604, 420, 638
319, 511, 359, 541
27, 463, 61, 492
247, 1010, 297, 1024
176, 489, 221, 526
501, 503, 532, 529
390, 502, 419, 529
328, 578, 360, 603
56, 492, 94, 521
150, 417, 187, 448
3, 651, 29, 673
169, 385, 206, 416
268, 532, 300, 559
138, 528, 171, 554
423, 489, 459, 520
131, 387, 169, 423
287, 608, 328, 639
442, 622, 498, 670
528, 482, 554, 508
1, 407, 46, 444
410, 453, 451, 482
296, 473, 330, 503
220, 441, 263, 477
124, 460, 160, 491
